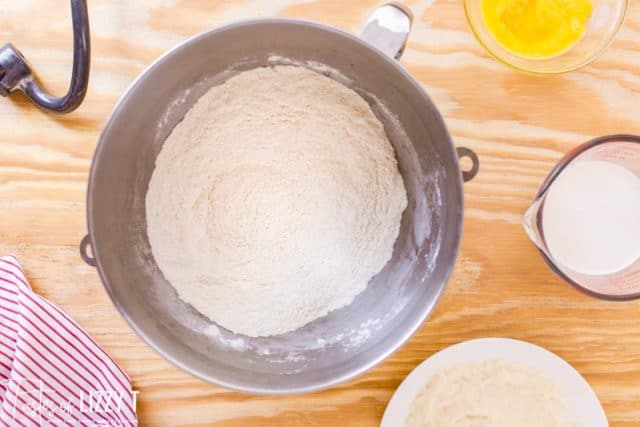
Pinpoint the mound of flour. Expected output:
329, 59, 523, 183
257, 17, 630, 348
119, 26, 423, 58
406, 360, 573, 427
146, 66, 407, 337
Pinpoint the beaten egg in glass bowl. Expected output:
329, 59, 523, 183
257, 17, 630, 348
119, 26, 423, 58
464, 0, 629, 74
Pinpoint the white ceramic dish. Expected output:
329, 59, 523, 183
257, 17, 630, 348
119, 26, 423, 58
381, 337, 607, 427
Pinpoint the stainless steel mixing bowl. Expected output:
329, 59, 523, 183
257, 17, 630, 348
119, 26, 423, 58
82, 4, 478, 394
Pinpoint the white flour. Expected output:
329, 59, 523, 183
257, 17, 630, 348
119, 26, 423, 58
542, 160, 640, 275
146, 65, 407, 337
406, 360, 573, 427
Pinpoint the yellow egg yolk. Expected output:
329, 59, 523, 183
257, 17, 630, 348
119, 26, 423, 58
481, 0, 593, 58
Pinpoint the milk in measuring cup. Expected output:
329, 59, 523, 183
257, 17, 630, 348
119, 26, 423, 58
542, 160, 640, 275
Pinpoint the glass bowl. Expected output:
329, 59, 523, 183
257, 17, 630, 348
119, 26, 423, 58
464, 0, 629, 74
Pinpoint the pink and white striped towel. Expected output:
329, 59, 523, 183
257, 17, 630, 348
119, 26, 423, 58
0, 255, 137, 426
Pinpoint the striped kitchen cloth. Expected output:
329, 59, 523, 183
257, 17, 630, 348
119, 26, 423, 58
0, 255, 137, 426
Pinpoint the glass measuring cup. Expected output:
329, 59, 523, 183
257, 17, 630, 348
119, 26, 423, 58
524, 135, 640, 300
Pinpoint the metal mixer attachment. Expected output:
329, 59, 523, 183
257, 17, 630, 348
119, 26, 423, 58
0, 0, 90, 113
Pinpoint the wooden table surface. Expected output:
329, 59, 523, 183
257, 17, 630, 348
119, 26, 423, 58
1, 0, 639, 425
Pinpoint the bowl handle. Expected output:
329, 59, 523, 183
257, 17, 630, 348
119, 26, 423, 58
361, 2, 413, 60
79, 235, 97, 267
457, 147, 479, 182
0, 0, 90, 113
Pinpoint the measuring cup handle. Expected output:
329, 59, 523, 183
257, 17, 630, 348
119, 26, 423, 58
0, 0, 90, 113
457, 147, 480, 182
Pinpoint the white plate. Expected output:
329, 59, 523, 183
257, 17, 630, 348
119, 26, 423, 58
381, 337, 607, 427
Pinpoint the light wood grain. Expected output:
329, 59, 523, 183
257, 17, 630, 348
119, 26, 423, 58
1, 0, 639, 425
